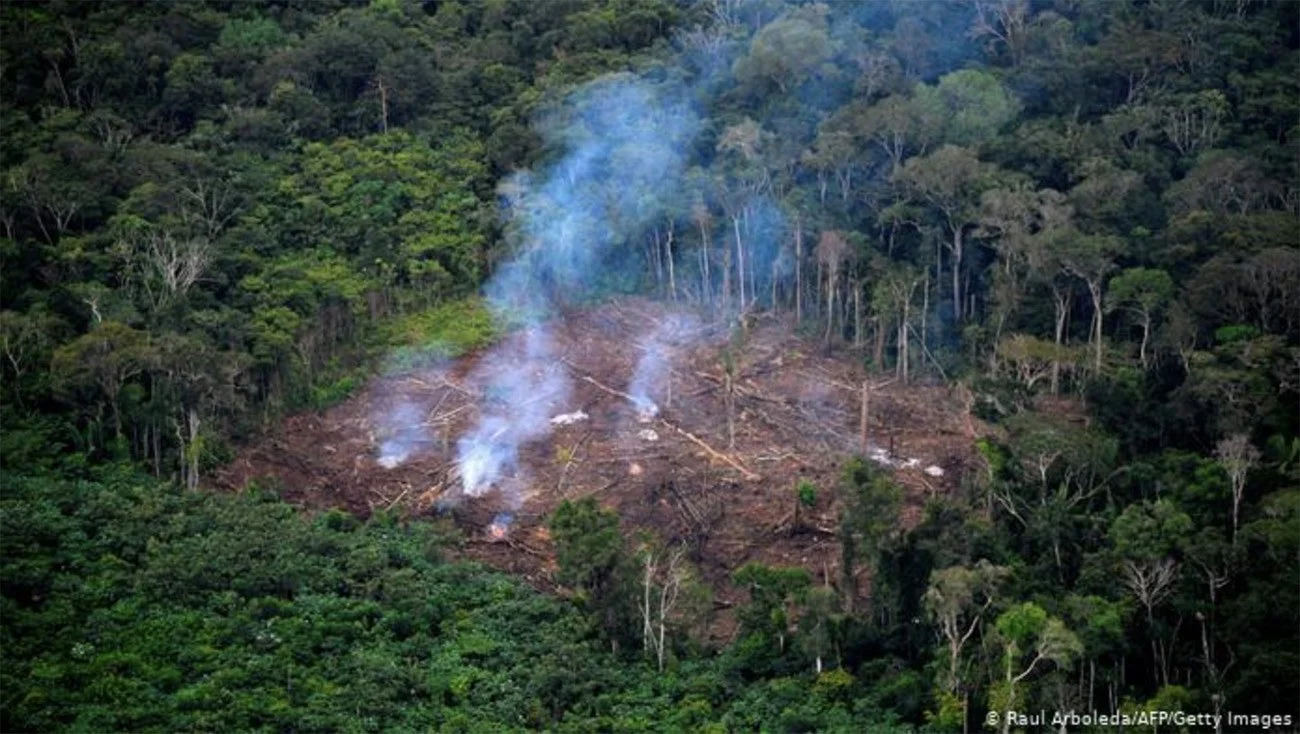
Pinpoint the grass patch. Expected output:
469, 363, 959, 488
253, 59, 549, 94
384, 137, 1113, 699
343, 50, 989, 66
308, 373, 360, 410
377, 297, 498, 371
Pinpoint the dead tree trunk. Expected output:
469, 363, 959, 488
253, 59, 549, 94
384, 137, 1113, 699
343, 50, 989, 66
950, 227, 964, 321
794, 217, 803, 323
1051, 284, 1070, 395
859, 380, 870, 452
697, 213, 712, 306
921, 275, 930, 374
187, 408, 200, 491
725, 370, 737, 450
824, 262, 837, 344
665, 221, 677, 302
734, 215, 746, 311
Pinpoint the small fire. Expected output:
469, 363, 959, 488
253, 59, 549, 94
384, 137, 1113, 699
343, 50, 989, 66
487, 512, 514, 541
633, 397, 659, 423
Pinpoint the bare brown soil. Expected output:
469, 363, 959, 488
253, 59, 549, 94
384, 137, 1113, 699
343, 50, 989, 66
216, 298, 980, 639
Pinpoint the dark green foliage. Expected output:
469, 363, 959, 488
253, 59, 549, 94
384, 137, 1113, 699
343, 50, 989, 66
2, 466, 926, 731
548, 497, 640, 650
839, 459, 903, 613
796, 478, 817, 508
2, 0, 1298, 729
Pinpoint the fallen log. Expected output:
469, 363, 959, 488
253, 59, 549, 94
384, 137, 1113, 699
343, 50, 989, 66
385, 487, 411, 511
426, 403, 473, 425
659, 419, 761, 481
770, 509, 794, 534
667, 481, 705, 527
561, 359, 643, 403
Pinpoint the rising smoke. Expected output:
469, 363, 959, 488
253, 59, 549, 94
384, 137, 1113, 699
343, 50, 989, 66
374, 358, 450, 469
627, 313, 705, 421
455, 327, 568, 498
453, 75, 701, 497
376, 399, 430, 469
381, 2, 984, 498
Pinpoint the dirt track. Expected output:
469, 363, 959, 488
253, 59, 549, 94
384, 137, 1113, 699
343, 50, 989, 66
216, 298, 978, 637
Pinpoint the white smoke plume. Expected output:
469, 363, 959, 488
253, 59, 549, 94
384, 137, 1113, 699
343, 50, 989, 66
456, 327, 568, 497
627, 313, 704, 420
453, 76, 699, 497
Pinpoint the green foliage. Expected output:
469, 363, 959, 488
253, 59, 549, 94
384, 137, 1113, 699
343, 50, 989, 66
550, 497, 623, 595
796, 478, 817, 508
5, 465, 964, 731
1109, 500, 1194, 561
548, 497, 635, 646
732, 4, 833, 96
840, 459, 904, 568
731, 563, 811, 663
1, 467, 599, 731
1, 0, 1297, 728
912, 69, 1020, 147
308, 374, 359, 410
379, 298, 498, 364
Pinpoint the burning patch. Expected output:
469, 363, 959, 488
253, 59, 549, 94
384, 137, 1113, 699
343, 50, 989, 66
633, 398, 659, 423
487, 512, 514, 541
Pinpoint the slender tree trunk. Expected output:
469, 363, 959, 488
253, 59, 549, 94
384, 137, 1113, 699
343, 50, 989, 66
1231, 480, 1244, 546
874, 316, 886, 371
853, 282, 862, 349
1052, 286, 1069, 395
176, 419, 186, 487
771, 258, 779, 313
824, 263, 836, 344
734, 215, 746, 311
1139, 312, 1151, 369
921, 275, 929, 373
187, 408, 200, 491
698, 218, 711, 306
722, 241, 732, 314
698, 246, 708, 305
642, 557, 654, 654
745, 207, 757, 308
795, 218, 803, 323
1001, 652, 1014, 734
1089, 659, 1096, 712
816, 260, 824, 320
900, 296, 911, 384
726, 371, 736, 450
951, 227, 964, 321
665, 222, 677, 302
859, 380, 870, 452
1089, 281, 1104, 372
652, 228, 664, 295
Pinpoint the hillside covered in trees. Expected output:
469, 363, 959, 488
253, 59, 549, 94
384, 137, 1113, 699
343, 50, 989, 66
2, 0, 1298, 731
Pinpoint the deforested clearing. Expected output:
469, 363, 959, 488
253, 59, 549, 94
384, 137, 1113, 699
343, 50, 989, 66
219, 297, 976, 633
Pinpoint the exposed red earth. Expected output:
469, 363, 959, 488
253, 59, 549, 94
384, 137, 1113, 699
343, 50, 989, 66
216, 298, 982, 638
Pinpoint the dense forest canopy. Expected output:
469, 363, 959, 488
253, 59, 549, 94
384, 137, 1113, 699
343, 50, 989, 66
2, 0, 1297, 731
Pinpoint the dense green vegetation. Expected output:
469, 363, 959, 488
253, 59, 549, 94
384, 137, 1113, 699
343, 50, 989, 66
3, 0, 1297, 731
2, 466, 915, 732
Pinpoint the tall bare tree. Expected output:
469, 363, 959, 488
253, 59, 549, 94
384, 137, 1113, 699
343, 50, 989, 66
1214, 434, 1260, 546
